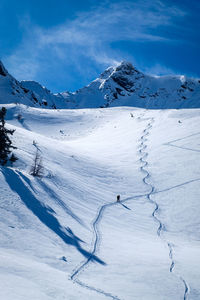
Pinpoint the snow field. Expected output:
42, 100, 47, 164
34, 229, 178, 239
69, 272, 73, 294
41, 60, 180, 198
0, 104, 200, 299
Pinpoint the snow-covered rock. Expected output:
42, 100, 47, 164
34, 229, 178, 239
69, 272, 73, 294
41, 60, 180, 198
63, 61, 200, 109
0, 61, 70, 109
0, 60, 200, 109
0, 61, 40, 107
20, 81, 71, 109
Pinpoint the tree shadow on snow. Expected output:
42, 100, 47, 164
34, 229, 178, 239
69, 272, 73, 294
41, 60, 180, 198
2, 168, 105, 265
17, 171, 86, 228
36, 179, 86, 227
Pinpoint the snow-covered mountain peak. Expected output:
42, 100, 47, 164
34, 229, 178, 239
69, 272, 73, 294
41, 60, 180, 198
99, 61, 141, 82
0, 61, 71, 109
20, 80, 72, 109
115, 61, 140, 75
0, 60, 40, 106
0, 59, 200, 109
21, 80, 49, 92
100, 60, 144, 98
99, 66, 115, 80
63, 60, 200, 109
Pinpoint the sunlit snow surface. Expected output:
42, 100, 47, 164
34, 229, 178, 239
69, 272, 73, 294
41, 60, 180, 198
0, 104, 200, 300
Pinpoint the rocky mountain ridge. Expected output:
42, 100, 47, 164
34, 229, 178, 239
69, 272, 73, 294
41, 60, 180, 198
0, 60, 200, 109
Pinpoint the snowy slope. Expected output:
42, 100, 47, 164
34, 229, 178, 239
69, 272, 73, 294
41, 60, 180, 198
0, 104, 200, 300
0, 61, 69, 109
20, 81, 71, 109
1, 60, 200, 109
0, 61, 42, 107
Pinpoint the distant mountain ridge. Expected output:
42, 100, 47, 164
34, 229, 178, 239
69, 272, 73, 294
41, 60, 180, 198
0, 61, 70, 109
0, 60, 200, 109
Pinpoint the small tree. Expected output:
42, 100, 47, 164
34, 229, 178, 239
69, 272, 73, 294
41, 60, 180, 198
30, 148, 43, 177
0, 107, 18, 166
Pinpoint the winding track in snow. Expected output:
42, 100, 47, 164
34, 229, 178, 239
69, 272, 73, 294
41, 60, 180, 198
139, 116, 189, 300
70, 191, 148, 299
70, 201, 122, 300
70, 114, 190, 300
69, 115, 150, 299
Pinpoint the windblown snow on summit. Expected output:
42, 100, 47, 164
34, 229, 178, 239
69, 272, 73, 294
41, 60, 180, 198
62, 61, 200, 109
0, 60, 200, 109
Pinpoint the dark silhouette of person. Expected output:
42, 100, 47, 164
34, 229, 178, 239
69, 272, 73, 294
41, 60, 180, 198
117, 195, 120, 202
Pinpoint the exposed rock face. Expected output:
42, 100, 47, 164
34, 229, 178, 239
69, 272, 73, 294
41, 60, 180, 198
0, 62, 7, 77
100, 61, 145, 105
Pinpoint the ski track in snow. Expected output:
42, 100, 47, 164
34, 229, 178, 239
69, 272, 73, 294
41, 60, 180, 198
70, 201, 123, 300
139, 116, 189, 300
70, 191, 147, 300
69, 115, 148, 299
164, 132, 200, 153
165, 143, 200, 153
69, 113, 190, 300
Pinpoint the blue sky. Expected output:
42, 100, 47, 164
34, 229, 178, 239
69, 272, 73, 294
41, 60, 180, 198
0, 0, 199, 92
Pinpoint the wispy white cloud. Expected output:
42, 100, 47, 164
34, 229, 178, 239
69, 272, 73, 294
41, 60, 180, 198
4, 0, 186, 90
144, 63, 178, 76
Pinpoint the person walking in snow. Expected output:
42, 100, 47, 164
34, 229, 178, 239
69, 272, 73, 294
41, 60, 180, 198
117, 195, 120, 202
